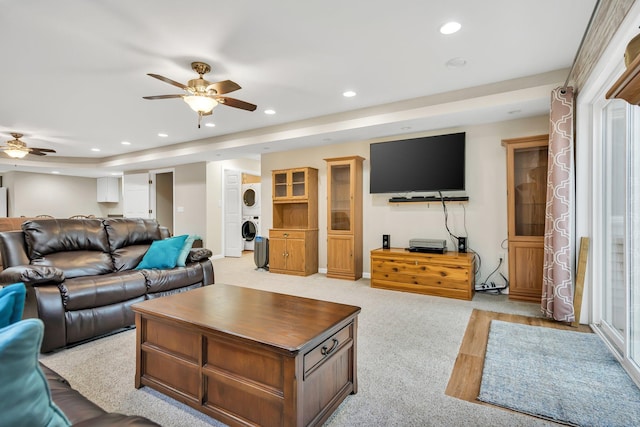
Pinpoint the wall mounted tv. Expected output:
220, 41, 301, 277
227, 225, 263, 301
369, 132, 465, 194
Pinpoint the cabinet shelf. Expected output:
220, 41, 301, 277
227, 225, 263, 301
388, 196, 469, 203
607, 53, 640, 105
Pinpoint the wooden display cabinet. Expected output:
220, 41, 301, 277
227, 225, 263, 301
325, 156, 364, 280
272, 167, 315, 201
270, 167, 318, 276
502, 134, 549, 302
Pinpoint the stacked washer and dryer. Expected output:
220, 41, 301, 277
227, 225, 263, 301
241, 183, 261, 250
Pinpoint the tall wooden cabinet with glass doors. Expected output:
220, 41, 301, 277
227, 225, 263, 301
325, 156, 364, 280
502, 135, 549, 302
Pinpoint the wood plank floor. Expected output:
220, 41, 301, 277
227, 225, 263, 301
445, 309, 593, 403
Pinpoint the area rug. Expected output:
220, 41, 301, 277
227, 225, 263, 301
477, 320, 640, 427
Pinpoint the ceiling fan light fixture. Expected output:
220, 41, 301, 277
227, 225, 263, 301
183, 95, 218, 113
5, 148, 28, 159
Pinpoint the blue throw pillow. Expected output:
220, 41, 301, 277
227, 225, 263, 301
0, 283, 26, 328
135, 235, 189, 270
176, 235, 201, 267
0, 318, 71, 427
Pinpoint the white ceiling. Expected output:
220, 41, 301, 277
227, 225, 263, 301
0, 0, 596, 178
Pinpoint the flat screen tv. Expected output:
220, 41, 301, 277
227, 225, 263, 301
369, 132, 465, 194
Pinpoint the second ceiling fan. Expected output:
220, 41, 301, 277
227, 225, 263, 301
143, 62, 257, 128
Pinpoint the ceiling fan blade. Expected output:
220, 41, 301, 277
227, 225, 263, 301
206, 80, 241, 95
216, 97, 257, 111
147, 74, 188, 90
27, 150, 47, 156
143, 94, 184, 100
31, 147, 56, 153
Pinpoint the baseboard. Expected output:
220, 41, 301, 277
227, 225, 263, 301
318, 268, 370, 279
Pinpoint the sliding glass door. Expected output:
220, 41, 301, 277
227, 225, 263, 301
597, 97, 640, 383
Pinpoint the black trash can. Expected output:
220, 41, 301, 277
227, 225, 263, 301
254, 236, 269, 271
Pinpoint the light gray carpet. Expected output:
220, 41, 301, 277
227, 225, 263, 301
40, 254, 560, 426
478, 320, 640, 427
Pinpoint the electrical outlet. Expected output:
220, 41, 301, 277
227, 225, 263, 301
498, 252, 505, 262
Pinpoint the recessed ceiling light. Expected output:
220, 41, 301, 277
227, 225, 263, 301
264, 109, 276, 115
440, 21, 461, 35
158, 133, 168, 137
205, 123, 216, 128
110, 172, 122, 176
91, 148, 100, 152
121, 141, 131, 145
343, 91, 356, 98
446, 57, 467, 68
51, 171, 60, 174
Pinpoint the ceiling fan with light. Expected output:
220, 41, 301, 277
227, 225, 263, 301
143, 61, 257, 128
0, 133, 56, 159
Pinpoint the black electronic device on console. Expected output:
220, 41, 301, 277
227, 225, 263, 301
457, 237, 467, 253
382, 234, 390, 249
406, 246, 447, 254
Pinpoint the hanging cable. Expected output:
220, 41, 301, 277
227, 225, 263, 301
438, 191, 458, 241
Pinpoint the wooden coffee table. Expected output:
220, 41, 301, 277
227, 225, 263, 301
132, 284, 360, 427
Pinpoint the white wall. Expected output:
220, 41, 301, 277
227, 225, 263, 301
261, 115, 550, 281
174, 163, 207, 239
1, 171, 122, 217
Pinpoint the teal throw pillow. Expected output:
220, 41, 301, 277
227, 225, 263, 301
0, 283, 26, 328
0, 318, 71, 427
135, 235, 189, 270
176, 234, 201, 267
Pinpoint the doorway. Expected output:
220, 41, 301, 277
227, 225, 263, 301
154, 172, 174, 234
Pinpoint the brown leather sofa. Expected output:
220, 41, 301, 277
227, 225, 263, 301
44, 363, 160, 426
0, 217, 214, 352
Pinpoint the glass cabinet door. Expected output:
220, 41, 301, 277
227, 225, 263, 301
291, 170, 306, 197
513, 146, 548, 236
273, 171, 289, 198
329, 163, 352, 232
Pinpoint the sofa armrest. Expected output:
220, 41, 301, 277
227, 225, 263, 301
0, 265, 65, 285
186, 248, 212, 263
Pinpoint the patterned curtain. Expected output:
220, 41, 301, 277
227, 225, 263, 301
541, 87, 575, 321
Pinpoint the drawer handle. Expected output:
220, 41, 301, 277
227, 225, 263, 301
321, 338, 339, 356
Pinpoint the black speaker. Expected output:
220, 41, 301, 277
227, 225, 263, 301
382, 234, 390, 249
457, 236, 467, 253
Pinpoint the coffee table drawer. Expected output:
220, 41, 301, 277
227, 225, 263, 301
303, 324, 352, 378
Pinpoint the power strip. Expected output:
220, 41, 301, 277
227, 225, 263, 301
475, 281, 507, 291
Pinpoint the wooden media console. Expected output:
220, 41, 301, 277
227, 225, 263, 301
370, 248, 476, 300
